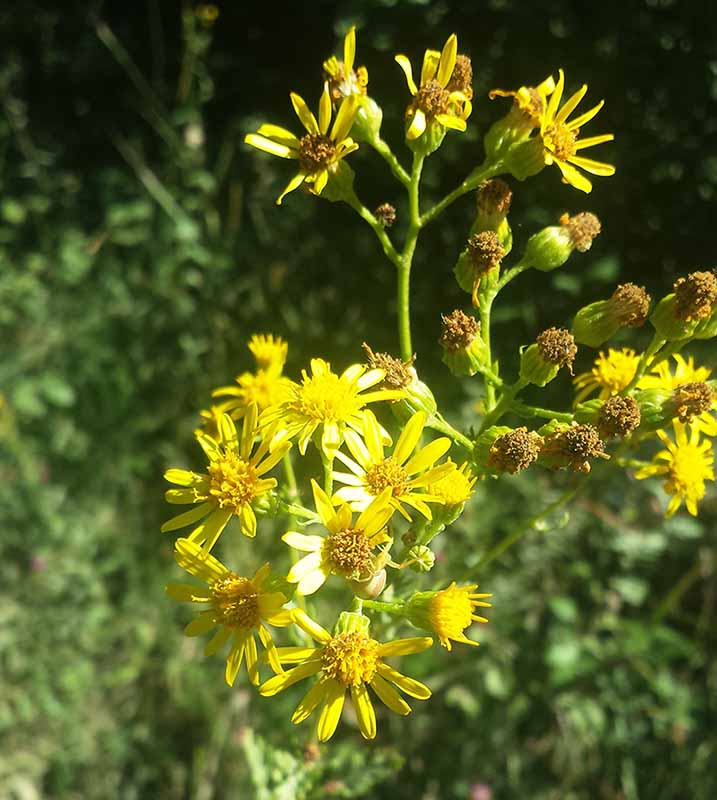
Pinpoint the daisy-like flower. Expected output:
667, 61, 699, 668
405, 582, 492, 650
212, 334, 293, 418
162, 405, 290, 549
395, 34, 472, 140
573, 348, 641, 403
261, 358, 404, 460
283, 480, 393, 596
323, 26, 368, 104
427, 459, 477, 507
635, 422, 714, 516
538, 68, 615, 193
332, 410, 453, 521
166, 538, 292, 686
260, 610, 433, 741
638, 354, 717, 436
244, 84, 359, 204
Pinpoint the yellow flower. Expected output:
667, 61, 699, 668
638, 354, 717, 436
395, 34, 472, 140
283, 480, 393, 595
573, 348, 641, 403
261, 358, 404, 460
162, 406, 290, 549
212, 334, 293, 418
332, 410, 452, 521
538, 68, 615, 193
406, 582, 492, 650
427, 459, 476, 506
489, 74, 557, 129
166, 538, 292, 686
260, 610, 432, 741
323, 26, 368, 103
635, 422, 715, 516
244, 84, 359, 204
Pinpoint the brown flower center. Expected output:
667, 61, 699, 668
673, 271, 717, 321
488, 427, 543, 474
543, 122, 578, 161
362, 342, 414, 389
536, 327, 578, 370
325, 528, 372, 576
440, 309, 479, 351
298, 133, 336, 174
672, 382, 714, 422
365, 456, 409, 497
446, 54, 473, 98
610, 283, 651, 327
415, 79, 451, 117
466, 231, 506, 273
598, 395, 641, 438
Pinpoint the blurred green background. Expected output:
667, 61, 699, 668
2, 1, 716, 798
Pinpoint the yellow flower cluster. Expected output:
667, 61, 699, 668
163, 333, 489, 741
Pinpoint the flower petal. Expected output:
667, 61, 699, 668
393, 411, 427, 465
205, 626, 232, 657
378, 636, 433, 657
296, 567, 329, 596
377, 663, 432, 699
311, 479, 337, 526
394, 54, 417, 95
330, 95, 358, 143
317, 680, 346, 742
256, 123, 300, 146
291, 609, 332, 643
351, 683, 377, 739
344, 26, 356, 74
244, 133, 295, 159
554, 158, 593, 193
188, 508, 233, 551
260, 659, 322, 696
225, 632, 248, 686
436, 34, 457, 87
565, 99, 605, 130
406, 108, 427, 140
369, 674, 411, 715
161, 501, 213, 533
276, 172, 306, 205
173, 537, 229, 583
282, 531, 324, 552
319, 83, 332, 135
287, 551, 323, 582
568, 155, 616, 176
290, 92, 319, 134
555, 84, 588, 125
404, 438, 452, 475
292, 677, 330, 724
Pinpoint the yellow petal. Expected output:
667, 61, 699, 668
276, 172, 306, 205
292, 676, 330, 724
406, 108, 427, 140
274, 646, 322, 664
311, 478, 337, 527
291, 608, 332, 643
362, 409, 384, 463
244, 133, 295, 159
245, 633, 260, 685
554, 159, 593, 193
185, 610, 215, 637
173, 537, 229, 583
377, 663, 432, 699
369, 674, 411, 715
282, 531, 323, 551
393, 411, 427, 465
256, 123, 300, 146
555, 84, 587, 125
545, 68, 565, 123
435, 114, 467, 132
188, 508, 233, 551
205, 626, 232, 657
258, 625, 283, 674
296, 567, 328, 596
344, 26, 356, 75
420, 49, 440, 85
165, 582, 211, 602
312, 168, 329, 195
259, 659, 322, 696
394, 54, 417, 95
164, 488, 200, 504
164, 468, 203, 487
287, 551, 323, 582
317, 680, 346, 742
319, 83, 332, 135
566, 99, 605, 130
436, 34, 458, 87
225, 632, 248, 686
161, 501, 212, 532
290, 92, 319, 134
351, 683, 377, 739
378, 636, 433, 657
568, 155, 616, 176
404, 438, 452, 475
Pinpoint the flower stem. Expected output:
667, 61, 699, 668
622, 333, 666, 393
346, 192, 401, 267
420, 160, 502, 227
426, 414, 474, 453
282, 453, 307, 610
396, 150, 425, 361
512, 402, 574, 423
370, 136, 410, 186
322, 453, 334, 496
479, 378, 528, 431
363, 599, 405, 615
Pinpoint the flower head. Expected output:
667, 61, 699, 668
406, 582, 491, 650
261, 358, 404, 460
260, 610, 432, 741
332, 410, 453, 521
635, 422, 715, 516
638, 355, 717, 436
283, 480, 393, 595
212, 334, 293, 418
323, 26, 369, 103
489, 74, 556, 130
395, 34, 472, 140
166, 538, 292, 685
427, 460, 476, 506
245, 84, 359, 204
162, 406, 290, 548
538, 69, 615, 193
573, 348, 641, 403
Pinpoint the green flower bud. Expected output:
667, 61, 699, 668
524, 212, 602, 273
649, 294, 698, 341
632, 388, 672, 432
407, 545, 435, 573
407, 120, 446, 157
503, 137, 546, 181
473, 425, 513, 468
350, 96, 383, 142
693, 307, 717, 339
573, 398, 603, 424
349, 568, 387, 599
334, 610, 371, 636
572, 283, 651, 347
453, 231, 506, 295
538, 422, 608, 473
520, 328, 577, 387
439, 309, 487, 376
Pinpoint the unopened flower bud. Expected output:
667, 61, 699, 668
573, 282, 651, 347
351, 95, 383, 143
407, 545, 435, 573
597, 395, 641, 438
487, 426, 543, 474
502, 137, 546, 181
649, 294, 699, 341
693, 306, 717, 340
520, 328, 577, 386
673, 270, 717, 321
524, 212, 602, 272
350, 568, 387, 599
374, 203, 396, 227
539, 422, 609, 473
439, 309, 487, 376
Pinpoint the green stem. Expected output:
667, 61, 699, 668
396, 150, 425, 361
322, 453, 334, 496
478, 290, 497, 409
480, 378, 528, 431
622, 334, 666, 393
512, 402, 574, 423
420, 160, 502, 227
370, 137, 410, 186
276, 500, 317, 521
495, 259, 531, 293
282, 453, 306, 611
363, 599, 405, 615
426, 415, 474, 452
346, 193, 401, 267
652, 559, 703, 623
474, 481, 585, 571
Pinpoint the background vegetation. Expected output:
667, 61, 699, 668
2, 1, 716, 798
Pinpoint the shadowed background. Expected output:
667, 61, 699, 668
2, 1, 716, 798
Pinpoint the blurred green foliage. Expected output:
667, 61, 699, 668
1, 1, 716, 798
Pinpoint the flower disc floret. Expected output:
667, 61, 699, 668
427, 460, 476, 506
407, 582, 491, 650
211, 575, 261, 629
321, 632, 380, 685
